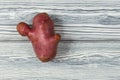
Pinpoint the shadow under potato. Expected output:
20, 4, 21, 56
50, 14, 73, 62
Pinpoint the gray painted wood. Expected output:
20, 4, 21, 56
0, 0, 120, 80
2, 25, 120, 41
0, 41, 120, 80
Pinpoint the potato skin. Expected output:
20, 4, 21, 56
17, 13, 61, 62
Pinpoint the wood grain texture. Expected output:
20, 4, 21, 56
0, 41, 120, 80
2, 25, 120, 41
0, 0, 120, 80
0, 0, 120, 40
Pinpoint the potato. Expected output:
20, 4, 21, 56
17, 13, 61, 62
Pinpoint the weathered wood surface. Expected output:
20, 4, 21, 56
1, 0, 120, 40
0, 0, 120, 80
0, 41, 120, 80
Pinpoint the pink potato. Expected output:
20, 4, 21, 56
17, 13, 61, 62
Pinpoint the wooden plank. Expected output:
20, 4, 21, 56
0, 41, 120, 64
0, 2, 120, 25
0, 0, 120, 4
0, 0, 120, 25
0, 41, 120, 80
1, 25, 120, 40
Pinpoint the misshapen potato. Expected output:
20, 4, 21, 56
17, 13, 61, 62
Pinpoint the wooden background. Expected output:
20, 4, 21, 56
0, 0, 120, 80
